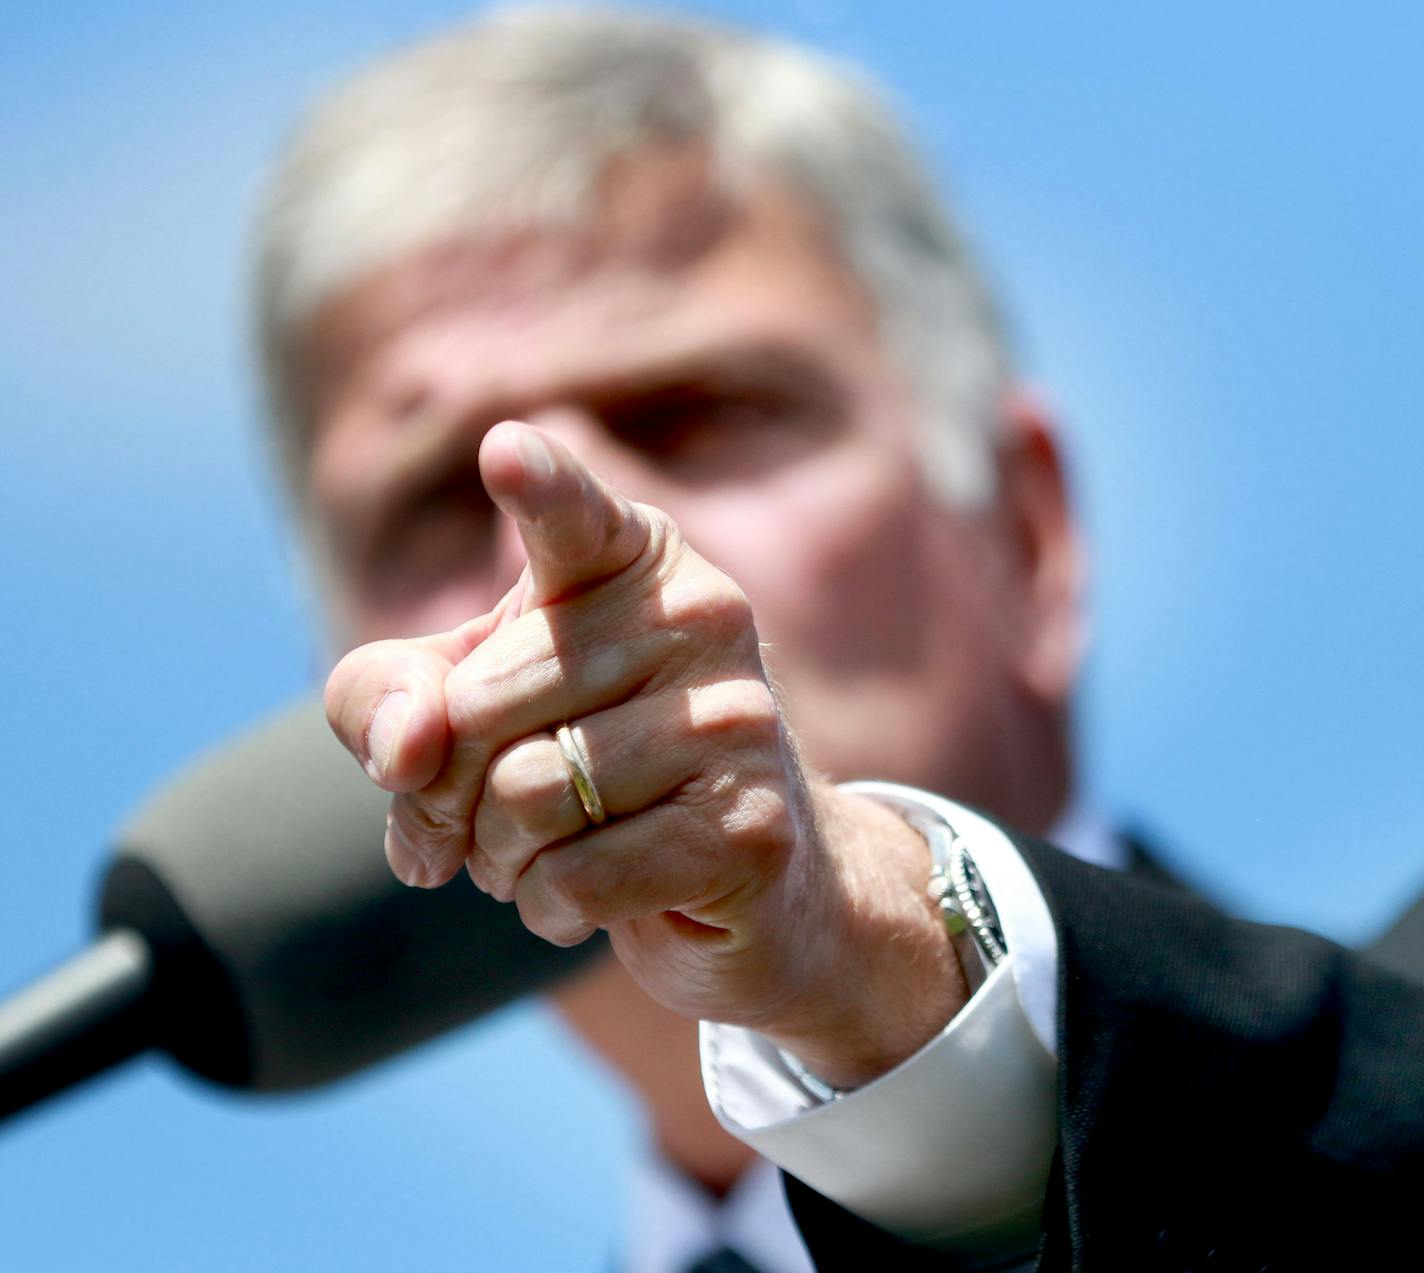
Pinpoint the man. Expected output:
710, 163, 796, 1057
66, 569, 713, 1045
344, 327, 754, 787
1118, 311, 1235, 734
263, 7, 1423, 1268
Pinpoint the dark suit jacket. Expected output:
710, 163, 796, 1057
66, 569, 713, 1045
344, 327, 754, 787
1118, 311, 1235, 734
784, 829, 1424, 1271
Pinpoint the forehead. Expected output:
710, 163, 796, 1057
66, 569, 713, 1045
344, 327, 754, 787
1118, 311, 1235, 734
301, 153, 887, 417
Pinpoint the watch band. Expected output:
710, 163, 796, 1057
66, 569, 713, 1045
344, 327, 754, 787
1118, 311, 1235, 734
927, 820, 1007, 996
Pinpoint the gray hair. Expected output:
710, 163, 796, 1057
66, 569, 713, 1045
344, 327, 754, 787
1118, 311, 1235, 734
255, 5, 1012, 503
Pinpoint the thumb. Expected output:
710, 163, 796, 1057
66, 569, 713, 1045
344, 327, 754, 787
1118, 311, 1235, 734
324, 582, 533, 792
478, 420, 660, 608
324, 633, 458, 793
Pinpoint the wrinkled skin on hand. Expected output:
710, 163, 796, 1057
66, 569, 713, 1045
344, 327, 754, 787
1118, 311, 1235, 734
326, 420, 964, 1088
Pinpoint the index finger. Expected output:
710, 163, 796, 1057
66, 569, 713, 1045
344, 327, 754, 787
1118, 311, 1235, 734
478, 420, 664, 609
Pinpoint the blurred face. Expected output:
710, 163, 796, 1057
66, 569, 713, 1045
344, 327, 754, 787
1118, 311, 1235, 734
300, 152, 1074, 815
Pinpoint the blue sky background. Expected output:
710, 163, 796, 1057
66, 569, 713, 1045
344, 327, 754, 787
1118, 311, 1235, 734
2, 2, 1421, 1267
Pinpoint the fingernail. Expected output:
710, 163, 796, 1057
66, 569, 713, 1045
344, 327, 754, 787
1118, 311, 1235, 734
515, 428, 555, 487
367, 690, 410, 780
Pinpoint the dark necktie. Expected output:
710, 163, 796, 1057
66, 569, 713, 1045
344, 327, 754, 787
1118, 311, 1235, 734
682, 1246, 766, 1273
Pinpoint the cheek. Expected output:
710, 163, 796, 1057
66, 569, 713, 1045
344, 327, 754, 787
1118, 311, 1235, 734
308, 410, 390, 517
663, 444, 1019, 788
672, 445, 936, 667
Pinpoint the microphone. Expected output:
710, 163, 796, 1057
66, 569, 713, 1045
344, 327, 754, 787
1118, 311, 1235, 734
0, 700, 605, 1124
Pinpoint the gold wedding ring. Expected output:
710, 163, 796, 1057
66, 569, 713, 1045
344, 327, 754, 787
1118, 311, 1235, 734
555, 723, 606, 826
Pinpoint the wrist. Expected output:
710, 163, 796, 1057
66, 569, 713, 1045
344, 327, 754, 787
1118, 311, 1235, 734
761, 783, 970, 1090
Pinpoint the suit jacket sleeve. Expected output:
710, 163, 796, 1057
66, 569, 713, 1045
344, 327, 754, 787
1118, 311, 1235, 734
787, 830, 1424, 1271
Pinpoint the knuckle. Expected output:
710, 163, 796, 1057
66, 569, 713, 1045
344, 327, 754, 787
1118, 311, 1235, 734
662, 560, 757, 640
528, 918, 596, 949
486, 737, 565, 810
699, 570, 757, 634
477, 736, 574, 863
476, 850, 518, 903
535, 849, 599, 920
470, 801, 511, 867
443, 658, 502, 737
722, 783, 800, 856
690, 678, 782, 748
464, 852, 494, 895
638, 504, 681, 574
393, 792, 470, 854
515, 859, 600, 947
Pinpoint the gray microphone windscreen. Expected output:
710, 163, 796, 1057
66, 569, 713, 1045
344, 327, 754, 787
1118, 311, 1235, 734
101, 699, 605, 1092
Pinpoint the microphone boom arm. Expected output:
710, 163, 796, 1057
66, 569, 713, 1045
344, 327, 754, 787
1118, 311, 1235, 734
0, 930, 153, 1123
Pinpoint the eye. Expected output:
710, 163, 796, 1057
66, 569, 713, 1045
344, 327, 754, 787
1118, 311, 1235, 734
362, 467, 499, 603
607, 386, 772, 448
599, 377, 845, 482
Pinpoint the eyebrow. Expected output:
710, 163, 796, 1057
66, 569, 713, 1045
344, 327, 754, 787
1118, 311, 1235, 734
532, 340, 853, 421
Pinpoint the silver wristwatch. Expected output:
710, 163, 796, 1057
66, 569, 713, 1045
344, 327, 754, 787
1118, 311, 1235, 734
924, 815, 1007, 996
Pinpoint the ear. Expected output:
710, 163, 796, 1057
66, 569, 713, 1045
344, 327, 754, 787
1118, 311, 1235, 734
992, 386, 1088, 706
